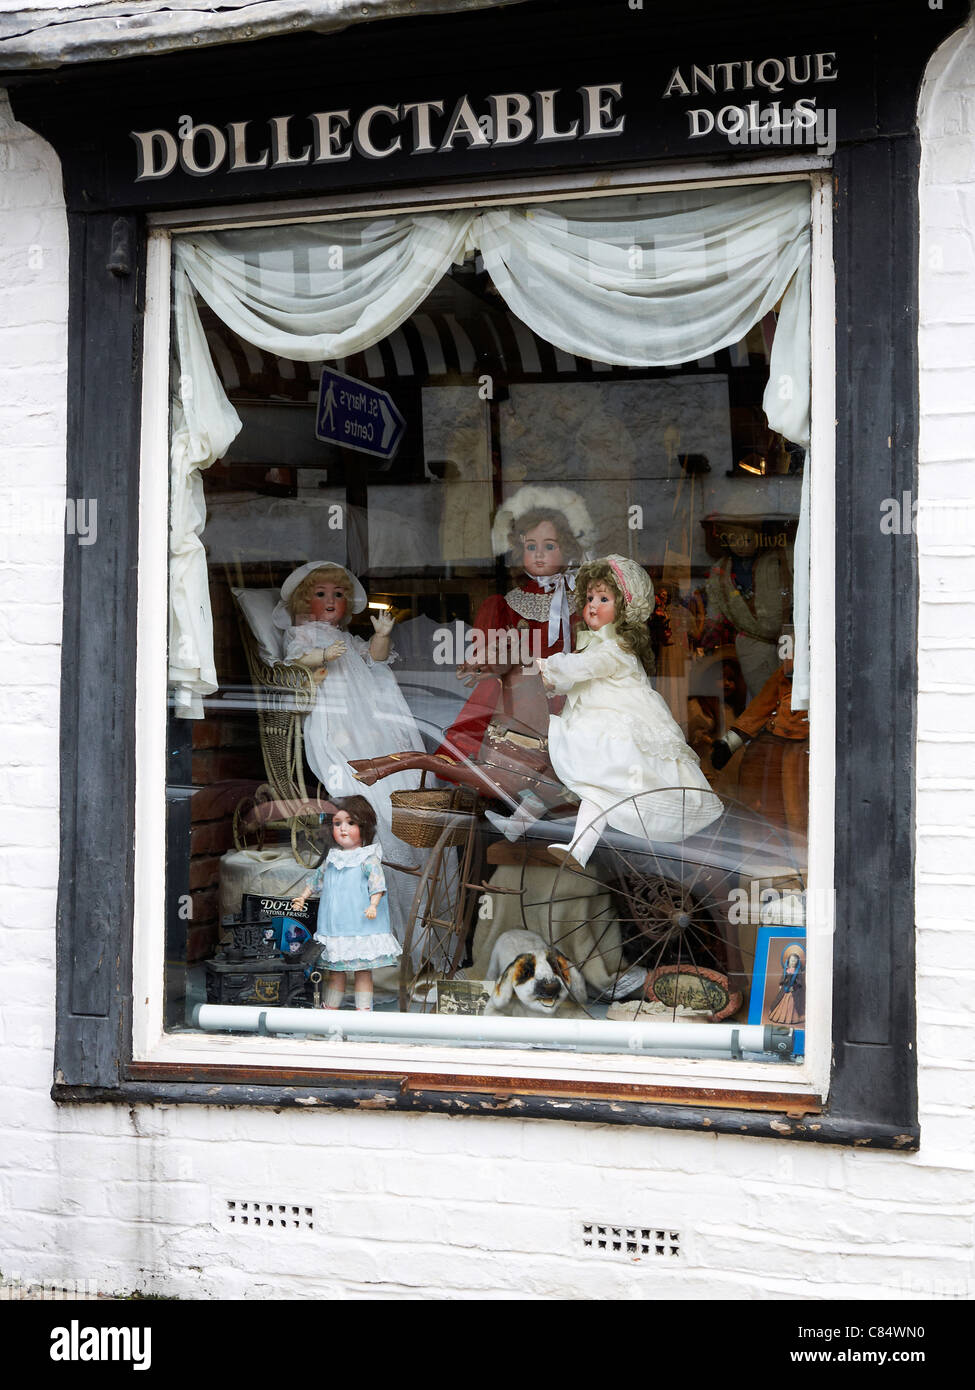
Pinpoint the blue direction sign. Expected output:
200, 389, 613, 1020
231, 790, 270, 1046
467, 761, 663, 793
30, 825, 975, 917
315, 366, 405, 461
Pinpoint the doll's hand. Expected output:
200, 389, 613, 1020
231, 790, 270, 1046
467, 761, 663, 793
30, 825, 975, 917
292, 648, 325, 670
535, 658, 555, 691
369, 612, 395, 638
456, 661, 484, 688
311, 666, 328, 685
323, 641, 347, 662
364, 905, 377, 920
291, 894, 309, 913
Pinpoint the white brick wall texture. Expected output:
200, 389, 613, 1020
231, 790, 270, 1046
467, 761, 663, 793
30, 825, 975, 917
1, 20, 974, 1301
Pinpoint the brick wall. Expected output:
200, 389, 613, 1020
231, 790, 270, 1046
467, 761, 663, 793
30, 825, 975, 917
915, 21, 975, 1185
1, 19, 974, 1300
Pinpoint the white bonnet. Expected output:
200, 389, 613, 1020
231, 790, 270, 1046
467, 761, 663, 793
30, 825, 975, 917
598, 554, 654, 625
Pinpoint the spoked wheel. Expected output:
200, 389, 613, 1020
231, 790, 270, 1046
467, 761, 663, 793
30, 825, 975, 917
539, 788, 806, 1026
232, 784, 328, 866
398, 810, 483, 1012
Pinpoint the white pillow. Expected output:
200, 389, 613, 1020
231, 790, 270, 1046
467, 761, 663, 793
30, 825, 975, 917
231, 587, 282, 665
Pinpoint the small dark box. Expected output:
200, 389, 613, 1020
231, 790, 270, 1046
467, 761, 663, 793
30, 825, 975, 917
205, 954, 314, 1008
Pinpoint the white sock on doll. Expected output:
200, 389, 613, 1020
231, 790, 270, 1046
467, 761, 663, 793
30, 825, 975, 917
323, 981, 345, 1009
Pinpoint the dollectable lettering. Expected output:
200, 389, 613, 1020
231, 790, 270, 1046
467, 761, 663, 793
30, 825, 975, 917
131, 84, 625, 181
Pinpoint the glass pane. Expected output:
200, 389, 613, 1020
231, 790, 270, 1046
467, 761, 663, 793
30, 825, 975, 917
164, 184, 811, 1068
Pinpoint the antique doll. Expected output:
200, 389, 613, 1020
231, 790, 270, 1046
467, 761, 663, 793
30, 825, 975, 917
438, 485, 595, 763
273, 560, 426, 938
767, 943, 805, 1026
710, 654, 809, 849
537, 554, 723, 870
291, 797, 400, 1011
705, 517, 793, 698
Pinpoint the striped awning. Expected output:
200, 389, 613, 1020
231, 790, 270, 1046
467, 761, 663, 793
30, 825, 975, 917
201, 293, 773, 399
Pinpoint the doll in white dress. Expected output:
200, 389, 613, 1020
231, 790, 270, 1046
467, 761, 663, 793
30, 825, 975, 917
273, 561, 427, 945
538, 554, 723, 870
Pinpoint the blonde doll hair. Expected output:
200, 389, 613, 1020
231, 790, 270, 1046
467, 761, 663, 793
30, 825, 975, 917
287, 565, 355, 629
574, 559, 656, 677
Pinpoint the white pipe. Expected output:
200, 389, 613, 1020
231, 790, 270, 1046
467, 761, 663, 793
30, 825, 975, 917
193, 1004, 791, 1057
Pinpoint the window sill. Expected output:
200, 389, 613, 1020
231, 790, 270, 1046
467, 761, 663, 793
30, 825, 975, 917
48, 1064, 918, 1150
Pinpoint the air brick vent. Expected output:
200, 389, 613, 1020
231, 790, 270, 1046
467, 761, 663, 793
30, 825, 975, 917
580, 1221, 680, 1260
225, 1200, 314, 1231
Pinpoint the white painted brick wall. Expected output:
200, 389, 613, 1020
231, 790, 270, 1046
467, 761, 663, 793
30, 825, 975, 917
916, 23, 975, 1286
1, 17, 975, 1301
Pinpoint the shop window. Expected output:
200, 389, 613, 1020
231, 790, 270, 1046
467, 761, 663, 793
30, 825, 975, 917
142, 176, 828, 1096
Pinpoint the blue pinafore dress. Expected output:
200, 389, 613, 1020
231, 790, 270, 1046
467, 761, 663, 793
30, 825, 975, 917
309, 844, 402, 972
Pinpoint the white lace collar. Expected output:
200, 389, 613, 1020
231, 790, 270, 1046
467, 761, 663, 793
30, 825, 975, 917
326, 844, 380, 869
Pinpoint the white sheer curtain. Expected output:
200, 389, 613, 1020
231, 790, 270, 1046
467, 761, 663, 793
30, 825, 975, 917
169, 213, 473, 715
169, 183, 811, 715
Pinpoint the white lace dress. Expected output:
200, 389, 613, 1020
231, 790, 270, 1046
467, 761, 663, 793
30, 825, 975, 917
538, 625, 723, 843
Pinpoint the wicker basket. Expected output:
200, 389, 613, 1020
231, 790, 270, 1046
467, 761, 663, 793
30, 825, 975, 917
390, 774, 479, 849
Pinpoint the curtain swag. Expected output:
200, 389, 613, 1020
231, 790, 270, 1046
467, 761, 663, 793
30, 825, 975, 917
169, 182, 812, 717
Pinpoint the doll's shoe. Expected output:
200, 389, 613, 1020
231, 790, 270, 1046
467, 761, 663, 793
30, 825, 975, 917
485, 809, 521, 841
485, 805, 538, 842
547, 844, 585, 872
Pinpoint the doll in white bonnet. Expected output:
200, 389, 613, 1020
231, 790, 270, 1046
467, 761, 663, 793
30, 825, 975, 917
537, 555, 723, 869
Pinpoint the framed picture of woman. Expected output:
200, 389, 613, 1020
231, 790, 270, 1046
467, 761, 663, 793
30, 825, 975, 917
749, 927, 807, 1058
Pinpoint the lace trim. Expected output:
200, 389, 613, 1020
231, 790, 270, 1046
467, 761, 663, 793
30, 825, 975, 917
612, 715, 702, 765
361, 646, 399, 667
325, 845, 380, 870
504, 587, 578, 623
315, 931, 402, 964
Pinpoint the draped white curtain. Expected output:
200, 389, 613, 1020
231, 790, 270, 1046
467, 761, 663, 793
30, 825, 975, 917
169, 182, 812, 716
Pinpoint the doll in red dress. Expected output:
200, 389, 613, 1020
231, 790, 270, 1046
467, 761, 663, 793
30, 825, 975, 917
438, 486, 595, 765
350, 488, 595, 816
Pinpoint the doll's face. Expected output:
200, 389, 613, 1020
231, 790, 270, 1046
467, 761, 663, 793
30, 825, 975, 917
307, 579, 348, 625
583, 582, 616, 630
331, 811, 362, 849
521, 520, 564, 578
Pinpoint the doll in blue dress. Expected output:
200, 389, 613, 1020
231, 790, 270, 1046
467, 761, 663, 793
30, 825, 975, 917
291, 796, 401, 1011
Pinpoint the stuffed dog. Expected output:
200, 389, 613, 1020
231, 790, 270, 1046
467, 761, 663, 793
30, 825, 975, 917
484, 930, 588, 1017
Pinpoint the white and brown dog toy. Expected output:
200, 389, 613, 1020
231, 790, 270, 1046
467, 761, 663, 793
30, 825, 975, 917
484, 930, 588, 1017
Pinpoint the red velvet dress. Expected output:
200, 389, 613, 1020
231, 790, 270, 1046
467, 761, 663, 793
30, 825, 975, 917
437, 578, 579, 763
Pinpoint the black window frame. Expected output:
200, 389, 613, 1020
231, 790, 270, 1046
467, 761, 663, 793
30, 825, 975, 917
7, 0, 952, 1148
